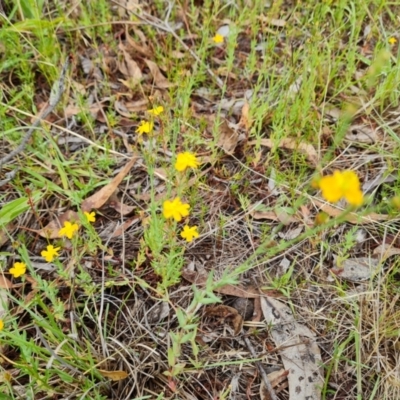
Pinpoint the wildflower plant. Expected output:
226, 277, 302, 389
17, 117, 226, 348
175, 152, 200, 172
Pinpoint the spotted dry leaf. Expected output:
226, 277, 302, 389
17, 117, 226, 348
260, 296, 323, 400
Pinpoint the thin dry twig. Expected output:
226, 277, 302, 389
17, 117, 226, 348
242, 332, 278, 400
0, 57, 69, 186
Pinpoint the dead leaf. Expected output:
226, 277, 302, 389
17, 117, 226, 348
108, 193, 135, 215
331, 257, 380, 281
205, 305, 243, 335
251, 210, 298, 224
238, 102, 251, 130
144, 59, 174, 89
98, 369, 128, 381
182, 269, 279, 299
81, 157, 137, 212
373, 244, 400, 258
114, 99, 149, 118
118, 43, 143, 83
249, 138, 318, 166
346, 124, 380, 144
37, 210, 79, 239
0, 275, 13, 289
313, 199, 389, 224
260, 369, 289, 399
260, 296, 323, 400
217, 120, 239, 154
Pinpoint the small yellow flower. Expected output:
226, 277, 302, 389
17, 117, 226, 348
212, 33, 224, 44
41, 245, 61, 263
9, 262, 26, 278
147, 106, 164, 116
389, 37, 397, 45
175, 152, 200, 172
84, 211, 96, 223
162, 197, 190, 222
319, 170, 363, 207
180, 225, 199, 242
59, 221, 79, 239
136, 120, 154, 135
0, 319, 4, 331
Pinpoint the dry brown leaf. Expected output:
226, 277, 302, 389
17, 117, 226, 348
217, 120, 239, 154
260, 369, 289, 399
98, 369, 129, 381
125, 28, 152, 57
64, 104, 101, 119
251, 210, 298, 224
0, 275, 13, 289
82, 157, 137, 212
238, 102, 251, 130
373, 244, 400, 258
108, 193, 135, 215
249, 138, 318, 166
312, 199, 389, 224
117, 43, 143, 83
182, 269, 279, 299
144, 59, 174, 88
37, 210, 79, 239
204, 305, 243, 335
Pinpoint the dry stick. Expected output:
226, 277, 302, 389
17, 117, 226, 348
0, 58, 69, 185
243, 333, 278, 400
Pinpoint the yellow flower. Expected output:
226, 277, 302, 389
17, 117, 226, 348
162, 197, 190, 222
41, 245, 61, 263
389, 37, 397, 45
136, 120, 154, 135
319, 170, 363, 206
9, 262, 26, 278
180, 225, 199, 242
59, 221, 79, 239
147, 106, 164, 116
0, 319, 4, 331
212, 33, 224, 44
84, 211, 96, 223
175, 152, 200, 172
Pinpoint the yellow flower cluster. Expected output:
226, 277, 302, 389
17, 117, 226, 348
318, 170, 363, 207
135, 105, 164, 135
162, 151, 201, 242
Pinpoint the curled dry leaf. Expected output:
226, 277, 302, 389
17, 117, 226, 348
260, 369, 289, 399
117, 43, 143, 83
373, 244, 400, 259
217, 120, 239, 154
331, 257, 380, 282
98, 369, 129, 381
204, 305, 243, 335
37, 210, 79, 239
144, 59, 174, 89
248, 138, 318, 166
260, 296, 323, 400
81, 157, 137, 212
251, 210, 298, 225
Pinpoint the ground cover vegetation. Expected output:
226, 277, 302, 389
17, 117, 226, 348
0, 0, 400, 399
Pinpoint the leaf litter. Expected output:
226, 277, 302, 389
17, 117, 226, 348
2, 2, 400, 399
